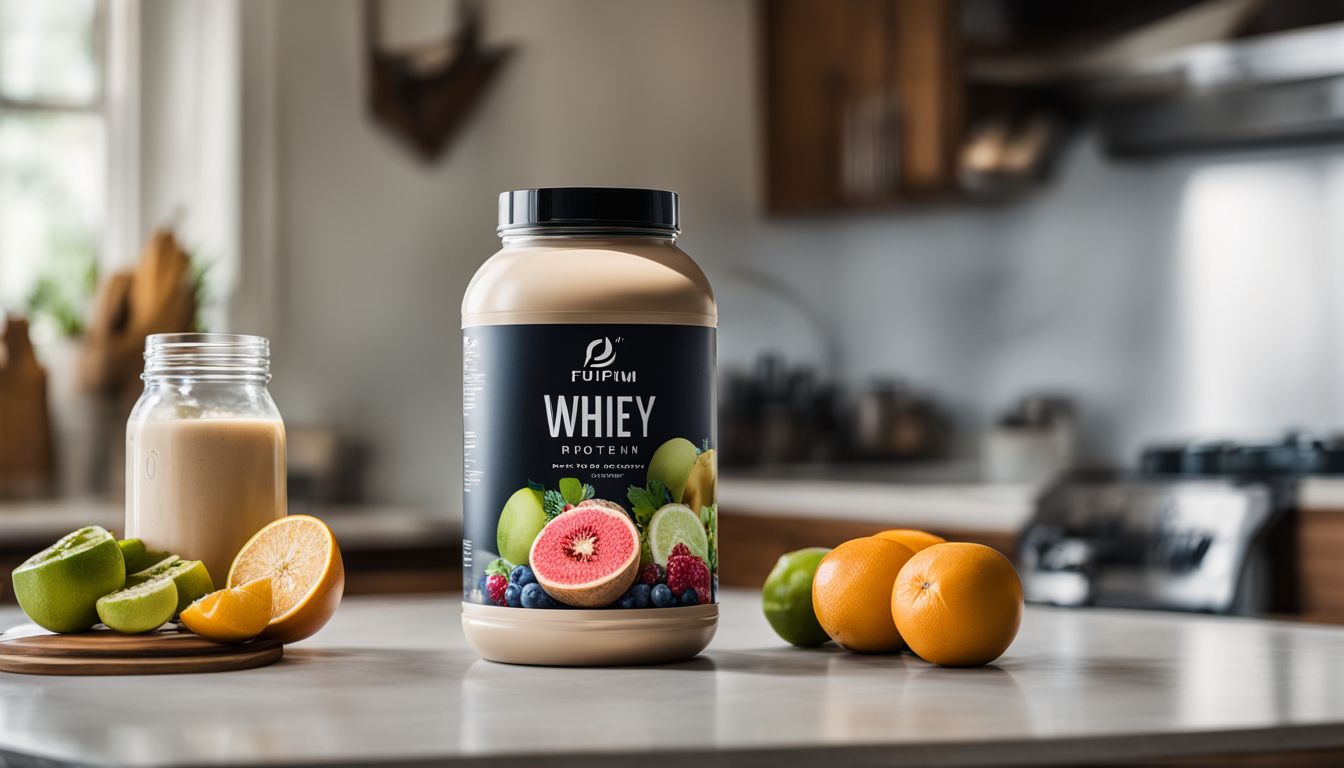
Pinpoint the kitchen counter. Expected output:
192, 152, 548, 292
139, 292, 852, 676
720, 475, 1038, 533
5, 592, 1344, 766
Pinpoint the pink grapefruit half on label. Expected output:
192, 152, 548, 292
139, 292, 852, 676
528, 502, 641, 608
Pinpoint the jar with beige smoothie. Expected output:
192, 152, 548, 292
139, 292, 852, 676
461, 188, 718, 666
125, 333, 286, 584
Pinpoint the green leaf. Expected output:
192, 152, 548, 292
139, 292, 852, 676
648, 478, 671, 506
702, 438, 711, 454
527, 480, 546, 494
559, 478, 583, 506
581, 483, 596, 501
486, 558, 514, 578
543, 489, 567, 521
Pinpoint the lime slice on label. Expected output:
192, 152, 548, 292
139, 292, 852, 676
97, 578, 179, 634
128, 557, 215, 614
647, 504, 710, 567
12, 526, 126, 633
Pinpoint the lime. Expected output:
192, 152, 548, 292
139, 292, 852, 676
762, 547, 831, 647
127, 557, 215, 614
96, 578, 178, 634
647, 503, 709, 566
117, 538, 171, 574
497, 487, 547, 565
12, 526, 126, 633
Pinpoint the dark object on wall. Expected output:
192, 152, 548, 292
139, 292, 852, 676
364, 0, 514, 162
0, 317, 54, 499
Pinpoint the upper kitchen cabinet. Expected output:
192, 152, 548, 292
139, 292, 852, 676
763, 0, 963, 213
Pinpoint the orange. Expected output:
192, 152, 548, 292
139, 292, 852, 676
874, 528, 945, 553
892, 543, 1023, 666
180, 578, 273, 644
811, 537, 916, 653
227, 515, 345, 644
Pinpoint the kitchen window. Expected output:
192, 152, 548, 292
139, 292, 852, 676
0, 0, 108, 332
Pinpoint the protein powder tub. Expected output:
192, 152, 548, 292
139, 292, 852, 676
461, 188, 717, 665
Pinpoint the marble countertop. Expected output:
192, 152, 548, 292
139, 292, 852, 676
5, 592, 1344, 766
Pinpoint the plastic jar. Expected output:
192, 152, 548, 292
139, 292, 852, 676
461, 188, 718, 665
125, 333, 286, 585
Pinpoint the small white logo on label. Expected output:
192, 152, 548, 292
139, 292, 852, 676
584, 337, 617, 368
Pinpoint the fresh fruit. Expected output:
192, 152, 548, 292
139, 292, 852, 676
616, 593, 637, 609
762, 547, 831, 647
505, 583, 523, 607
12, 526, 126, 633
629, 583, 652, 608
520, 582, 555, 609
874, 529, 946, 553
639, 563, 662, 585
509, 565, 536, 586
650, 583, 676, 608
485, 574, 508, 606
227, 515, 345, 644
126, 557, 215, 615
892, 543, 1023, 666
666, 544, 711, 604
682, 449, 717, 514
812, 537, 916, 653
180, 579, 273, 644
647, 503, 709, 567
647, 437, 700, 502
496, 487, 548, 565
528, 503, 641, 607
96, 578, 178, 634
117, 539, 172, 574
679, 588, 700, 606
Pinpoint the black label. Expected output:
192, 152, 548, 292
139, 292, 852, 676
463, 324, 717, 611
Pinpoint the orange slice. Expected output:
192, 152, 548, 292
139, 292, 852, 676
227, 515, 345, 644
180, 578, 273, 644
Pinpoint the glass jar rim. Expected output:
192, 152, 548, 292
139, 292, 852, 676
143, 333, 270, 382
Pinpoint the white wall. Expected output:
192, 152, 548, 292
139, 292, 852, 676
268, 0, 761, 512
265, 0, 1344, 514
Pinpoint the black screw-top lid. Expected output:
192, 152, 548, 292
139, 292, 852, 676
498, 187, 679, 235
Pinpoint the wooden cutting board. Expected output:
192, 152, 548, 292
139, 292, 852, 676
0, 624, 283, 675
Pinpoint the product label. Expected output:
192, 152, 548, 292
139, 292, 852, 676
463, 324, 717, 610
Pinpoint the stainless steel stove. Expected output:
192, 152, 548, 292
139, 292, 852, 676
1018, 435, 1344, 615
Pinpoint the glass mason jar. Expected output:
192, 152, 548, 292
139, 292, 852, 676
125, 333, 286, 584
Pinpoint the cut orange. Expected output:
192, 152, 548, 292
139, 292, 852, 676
227, 515, 345, 644
874, 529, 945, 553
180, 578, 273, 644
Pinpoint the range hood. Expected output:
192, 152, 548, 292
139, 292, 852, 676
1086, 21, 1344, 155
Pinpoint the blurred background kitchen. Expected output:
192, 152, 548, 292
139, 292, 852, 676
3, 0, 1344, 621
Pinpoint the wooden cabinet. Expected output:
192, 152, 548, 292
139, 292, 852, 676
763, 0, 962, 213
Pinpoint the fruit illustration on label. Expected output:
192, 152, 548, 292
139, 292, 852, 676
528, 501, 641, 607
647, 438, 699, 503
682, 448, 717, 515
497, 487, 547, 565
647, 503, 709, 567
